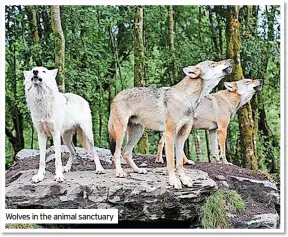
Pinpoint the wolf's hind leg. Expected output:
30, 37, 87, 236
52, 130, 66, 182
62, 130, 76, 173
79, 121, 105, 174
210, 130, 220, 163
123, 123, 147, 174
155, 134, 165, 163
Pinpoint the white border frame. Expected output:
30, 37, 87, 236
1, 0, 285, 235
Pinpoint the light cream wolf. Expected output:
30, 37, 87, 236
155, 79, 263, 165
24, 67, 105, 183
108, 59, 232, 189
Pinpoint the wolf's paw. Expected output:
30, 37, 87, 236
116, 169, 127, 178
169, 176, 182, 189
136, 168, 147, 174
31, 172, 45, 183
155, 156, 164, 163
54, 173, 66, 182
223, 161, 233, 165
62, 165, 71, 173
180, 175, 193, 187
96, 167, 105, 174
185, 160, 195, 165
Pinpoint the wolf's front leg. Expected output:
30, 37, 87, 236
176, 124, 193, 187
165, 128, 182, 189
53, 131, 65, 182
32, 133, 47, 183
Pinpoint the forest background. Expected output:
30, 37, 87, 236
5, 5, 281, 181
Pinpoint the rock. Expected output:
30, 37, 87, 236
6, 150, 281, 229
228, 176, 280, 229
217, 181, 229, 189
229, 176, 280, 205
15, 149, 40, 160
140, 162, 147, 167
230, 176, 277, 190
233, 213, 279, 229
215, 175, 226, 181
5, 168, 217, 225
46, 145, 113, 164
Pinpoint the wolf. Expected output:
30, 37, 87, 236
155, 79, 263, 165
108, 59, 232, 189
24, 67, 105, 183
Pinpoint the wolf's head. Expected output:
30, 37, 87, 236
224, 79, 263, 112
183, 59, 232, 106
23, 67, 58, 93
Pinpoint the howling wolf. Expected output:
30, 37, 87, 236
24, 67, 105, 183
108, 59, 232, 189
155, 78, 263, 165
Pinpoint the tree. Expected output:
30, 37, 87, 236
134, 6, 145, 87
226, 5, 258, 170
168, 5, 176, 85
51, 5, 65, 91
26, 6, 42, 66
134, 6, 149, 154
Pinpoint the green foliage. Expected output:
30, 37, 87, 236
225, 190, 246, 213
200, 190, 245, 229
201, 190, 228, 229
5, 224, 39, 229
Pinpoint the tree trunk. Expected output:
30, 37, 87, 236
41, 6, 52, 39
134, 6, 149, 154
208, 6, 219, 58
51, 5, 65, 91
26, 6, 42, 66
168, 5, 176, 85
205, 130, 211, 162
194, 135, 201, 161
184, 137, 190, 160
134, 6, 145, 87
226, 6, 258, 170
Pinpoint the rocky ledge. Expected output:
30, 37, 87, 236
5, 146, 280, 229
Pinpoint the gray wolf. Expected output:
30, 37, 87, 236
24, 67, 105, 183
155, 79, 263, 165
108, 59, 232, 189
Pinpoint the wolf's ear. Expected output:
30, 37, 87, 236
49, 69, 58, 78
23, 71, 30, 79
224, 82, 237, 91
183, 66, 202, 79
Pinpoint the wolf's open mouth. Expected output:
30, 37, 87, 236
223, 66, 232, 74
255, 85, 263, 91
31, 77, 42, 86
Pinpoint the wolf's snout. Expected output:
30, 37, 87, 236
223, 59, 232, 74
226, 59, 232, 65
33, 70, 39, 76
255, 79, 263, 91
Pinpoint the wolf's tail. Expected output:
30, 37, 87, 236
108, 116, 116, 156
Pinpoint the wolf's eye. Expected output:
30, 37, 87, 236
42, 71, 46, 73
